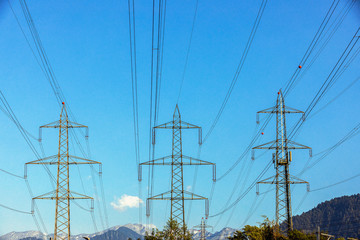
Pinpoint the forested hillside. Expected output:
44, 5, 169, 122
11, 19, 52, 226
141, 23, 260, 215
292, 194, 360, 238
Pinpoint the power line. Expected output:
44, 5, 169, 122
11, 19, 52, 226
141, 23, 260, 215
217, 107, 274, 181
177, 0, 199, 103
0, 203, 32, 215
240, 185, 273, 228
285, 0, 357, 95
0, 168, 24, 179
211, 0, 353, 186
209, 159, 272, 218
214, 151, 253, 228
127, 0, 142, 226
12, 0, 109, 228
310, 173, 360, 192
202, 0, 268, 143
146, 0, 167, 227
298, 121, 360, 176
308, 76, 360, 120
283, 0, 341, 96
224, 158, 255, 228
288, 27, 360, 139
0, 91, 52, 234
128, 0, 140, 169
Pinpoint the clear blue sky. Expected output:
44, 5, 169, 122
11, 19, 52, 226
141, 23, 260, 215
0, 0, 359, 236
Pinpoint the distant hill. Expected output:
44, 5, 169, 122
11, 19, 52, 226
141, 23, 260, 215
0, 226, 143, 240
292, 194, 360, 238
0, 224, 236, 240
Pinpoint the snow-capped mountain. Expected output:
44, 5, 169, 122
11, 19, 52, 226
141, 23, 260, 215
0, 224, 236, 240
122, 223, 157, 236
190, 229, 212, 239
0, 225, 143, 240
207, 227, 237, 240
0, 231, 47, 240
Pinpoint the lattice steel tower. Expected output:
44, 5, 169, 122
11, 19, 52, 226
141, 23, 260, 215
252, 91, 311, 235
194, 218, 212, 240
26, 103, 101, 240
139, 105, 216, 232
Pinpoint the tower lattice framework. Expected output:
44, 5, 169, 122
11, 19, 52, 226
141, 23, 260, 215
194, 218, 212, 240
253, 90, 311, 235
26, 103, 101, 240
139, 105, 216, 232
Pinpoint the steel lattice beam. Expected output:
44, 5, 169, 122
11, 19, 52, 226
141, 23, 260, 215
140, 105, 215, 234
253, 91, 311, 236
26, 103, 101, 240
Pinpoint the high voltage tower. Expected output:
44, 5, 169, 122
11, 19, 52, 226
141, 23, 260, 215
252, 90, 311, 236
193, 218, 212, 240
139, 105, 216, 233
25, 103, 101, 240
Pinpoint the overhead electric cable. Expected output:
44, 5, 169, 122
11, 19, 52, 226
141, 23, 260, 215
209, 159, 272, 218
288, 27, 360, 139
287, 0, 356, 94
177, 0, 199, 103
298, 121, 360, 176
202, 0, 268, 143
10, 0, 106, 231
283, 0, 341, 96
0, 168, 24, 179
128, 0, 140, 170
0, 203, 32, 215
146, 0, 167, 227
310, 173, 360, 192
309, 76, 360, 119
216, 107, 274, 181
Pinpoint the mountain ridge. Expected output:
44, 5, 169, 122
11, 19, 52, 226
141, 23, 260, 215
292, 194, 360, 238
0, 224, 236, 240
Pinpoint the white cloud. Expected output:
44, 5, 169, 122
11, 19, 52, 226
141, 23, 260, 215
111, 194, 143, 212
186, 185, 192, 191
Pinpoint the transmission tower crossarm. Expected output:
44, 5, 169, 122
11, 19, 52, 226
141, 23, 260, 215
257, 106, 277, 114
68, 155, 102, 165
287, 140, 312, 150
139, 155, 216, 181
40, 121, 88, 129
26, 155, 59, 165
257, 175, 277, 184
140, 155, 214, 165
288, 175, 310, 191
257, 106, 303, 115
148, 190, 208, 200
26, 155, 101, 165
154, 121, 200, 129
33, 190, 93, 200
253, 140, 311, 151
147, 191, 209, 218
252, 140, 277, 149
194, 224, 212, 228
257, 175, 309, 185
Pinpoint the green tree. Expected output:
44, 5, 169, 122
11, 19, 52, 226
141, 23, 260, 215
144, 228, 162, 240
228, 216, 288, 240
144, 219, 192, 240
227, 230, 248, 240
162, 219, 192, 240
288, 229, 316, 240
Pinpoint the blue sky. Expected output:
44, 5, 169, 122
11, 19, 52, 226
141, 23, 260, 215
0, 0, 360, 236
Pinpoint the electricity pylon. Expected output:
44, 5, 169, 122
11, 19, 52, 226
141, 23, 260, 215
25, 103, 101, 240
139, 105, 216, 233
194, 217, 212, 240
252, 90, 311, 235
